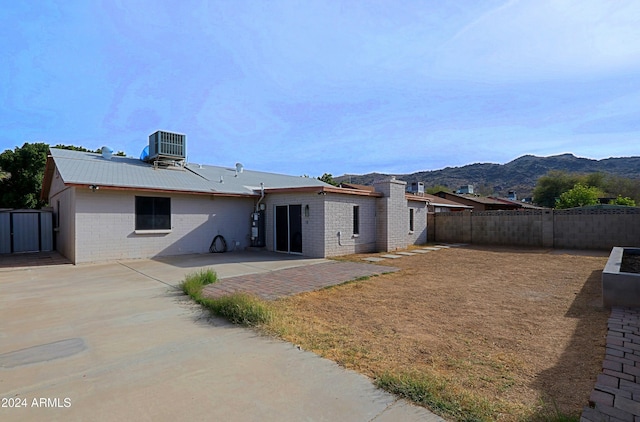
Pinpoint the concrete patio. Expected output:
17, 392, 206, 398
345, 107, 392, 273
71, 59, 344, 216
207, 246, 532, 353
0, 251, 440, 422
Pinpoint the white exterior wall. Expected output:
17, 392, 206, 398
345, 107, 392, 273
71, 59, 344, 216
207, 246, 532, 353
374, 178, 409, 252
264, 193, 326, 258
72, 189, 253, 263
323, 195, 377, 256
264, 192, 377, 258
407, 200, 428, 245
47, 167, 425, 263
48, 169, 76, 263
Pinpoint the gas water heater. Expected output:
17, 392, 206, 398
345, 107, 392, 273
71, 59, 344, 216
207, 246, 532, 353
250, 210, 265, 247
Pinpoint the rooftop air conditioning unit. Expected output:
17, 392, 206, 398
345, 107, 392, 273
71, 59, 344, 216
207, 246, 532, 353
148, 130, 186, 161
409, 182, 425, 194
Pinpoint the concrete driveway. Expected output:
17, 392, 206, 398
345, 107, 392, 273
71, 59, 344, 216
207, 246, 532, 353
0, 253, 441, 421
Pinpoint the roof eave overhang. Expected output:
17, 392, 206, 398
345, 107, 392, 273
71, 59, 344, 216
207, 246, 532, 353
64, 183, 259, 198
435, 204, 474, 209
264, 186, 383, 197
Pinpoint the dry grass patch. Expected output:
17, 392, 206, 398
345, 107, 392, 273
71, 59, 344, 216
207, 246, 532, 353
265, 246, 609, 421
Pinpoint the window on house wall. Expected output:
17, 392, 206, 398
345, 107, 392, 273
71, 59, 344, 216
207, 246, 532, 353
353, 205, 360, 235
135, 196, 171, 230
409, 208, 414, 232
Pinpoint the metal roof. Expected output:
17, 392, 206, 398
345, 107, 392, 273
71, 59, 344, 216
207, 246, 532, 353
186, 163, 327, 195
48, 148, 328, 196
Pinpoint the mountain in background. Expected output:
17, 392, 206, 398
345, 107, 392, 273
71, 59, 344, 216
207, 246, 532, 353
335, 154, 640, 199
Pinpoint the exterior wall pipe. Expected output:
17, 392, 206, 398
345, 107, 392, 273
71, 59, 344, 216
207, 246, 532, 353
255, 182, 265, 212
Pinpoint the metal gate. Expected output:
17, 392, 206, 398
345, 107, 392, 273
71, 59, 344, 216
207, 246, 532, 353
0, 210, 53, 254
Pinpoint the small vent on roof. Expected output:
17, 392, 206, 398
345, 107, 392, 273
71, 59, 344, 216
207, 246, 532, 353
101, 146, 113, 160
235, 163, 244, 176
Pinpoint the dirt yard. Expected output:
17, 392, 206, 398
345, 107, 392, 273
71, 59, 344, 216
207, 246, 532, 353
268, 246, 610, 421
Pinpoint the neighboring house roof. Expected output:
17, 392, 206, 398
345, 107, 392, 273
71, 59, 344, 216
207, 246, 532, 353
488, 197, 546, 209
405, 193, 473, 209
434, 191, 521, 210
339, 182, 375, 192
42, 148, 330, 199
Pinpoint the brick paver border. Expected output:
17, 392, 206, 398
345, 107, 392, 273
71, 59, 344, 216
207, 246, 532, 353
201, 261, 398, 300
582, 307, 640, 421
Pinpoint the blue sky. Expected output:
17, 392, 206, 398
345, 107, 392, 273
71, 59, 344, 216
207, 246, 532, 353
1, 1, 639, 177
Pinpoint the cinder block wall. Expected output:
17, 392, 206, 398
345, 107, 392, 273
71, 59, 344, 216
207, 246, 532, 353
427, 212, 436, 242
323, 195, 377, 256
434, 210, 467, 243
554, 208, 640, 249
374, 178, 408, 252
264, 192, 377, 257
472, 210, 544, 246
48, 177, 77, 263
407, 200, 428, 245
434, 207, 640, 250
73, 189, 254, 263
264, 192, 326, 257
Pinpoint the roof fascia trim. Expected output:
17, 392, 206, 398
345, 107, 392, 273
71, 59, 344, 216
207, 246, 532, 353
65, 183, 258, 198
263, 186, 383, 197
40, 155, 55, 201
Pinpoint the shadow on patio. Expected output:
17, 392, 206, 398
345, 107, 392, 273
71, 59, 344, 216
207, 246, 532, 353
0, 251, 71, 270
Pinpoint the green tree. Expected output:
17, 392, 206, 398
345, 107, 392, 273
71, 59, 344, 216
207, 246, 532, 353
532, 170, 579, 208
603, 175, 640, 204
53, 144, 99, 153
609, 195, 636, 207
318, 173, 338, 186
473, 183, 494, 196
584, 172, 607, 189
426, 185, 450, 194
53, 144, 126, 156
0, 142, 50, 209
0, 142, 123, 210
555, 183, 602, 209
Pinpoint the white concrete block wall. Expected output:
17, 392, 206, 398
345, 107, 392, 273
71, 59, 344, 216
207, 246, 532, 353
323, 195, 377, 257
48, 171, 76, 263
73, 189, 254, 263
49, 175, 429, 263
264, 193, 326, 258
264, 192, 378, 258
374, 178, 409, 252
407, 200, 428, 245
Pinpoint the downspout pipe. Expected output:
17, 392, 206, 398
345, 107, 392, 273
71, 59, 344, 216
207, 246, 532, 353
255, 182, 265, 212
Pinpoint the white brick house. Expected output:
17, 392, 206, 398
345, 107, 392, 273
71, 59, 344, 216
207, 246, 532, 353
41, 146, 430, 264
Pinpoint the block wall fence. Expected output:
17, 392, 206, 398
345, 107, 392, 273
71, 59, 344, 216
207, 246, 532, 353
433, 207, 640, 250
